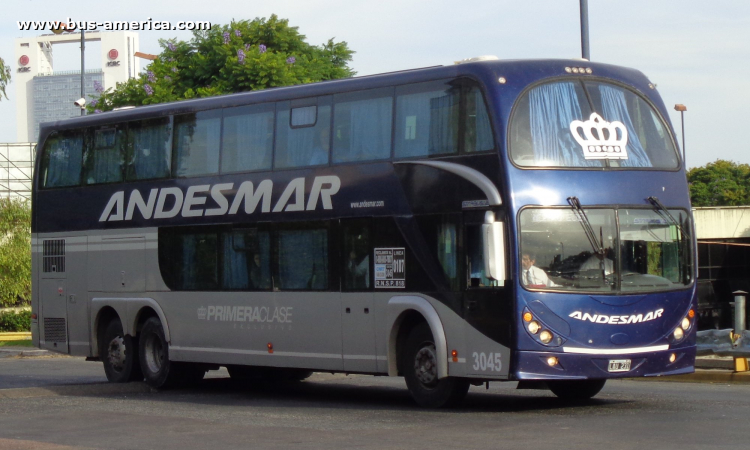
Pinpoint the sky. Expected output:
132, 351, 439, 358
1, 0, 748, 169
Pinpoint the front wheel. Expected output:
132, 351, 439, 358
402, 323, 470, 408
547, 379, 606, 400
100, 319, 142, 383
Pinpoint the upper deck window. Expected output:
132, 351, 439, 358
82, 127, 126, 185
222, 104, 274, 173
395, 80, 460, 158
40, 130, 84, 188
333, 88, 393, 163
275, 97, 332, 169
510, 80, 678, 169
174, 110, 221, 177
126, 118, 172, 181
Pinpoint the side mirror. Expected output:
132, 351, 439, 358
482, 212, 506, 285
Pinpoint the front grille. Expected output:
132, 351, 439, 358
43, 239, 65, 273
43, 317, 67, 342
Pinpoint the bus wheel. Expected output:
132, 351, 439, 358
100, 319, 142, 383
139, 317, 179, 388
547, 379, 606, 400
402, 323, 470, 408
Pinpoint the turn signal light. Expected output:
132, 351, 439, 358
523, 312, 533, 322
688, 309, 695, 319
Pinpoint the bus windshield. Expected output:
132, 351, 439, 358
510, 80, 679, 169
519, 208, 691, 293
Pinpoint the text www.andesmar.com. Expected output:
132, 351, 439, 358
18, 18, 212, 32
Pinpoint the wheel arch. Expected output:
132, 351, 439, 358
386, 296, 448, 379
91, 298, 171, 356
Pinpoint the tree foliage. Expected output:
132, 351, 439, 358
0, 56, 11, 101
0, 199, 31, 307
89, 15, 355, 112
687, 160, 750, 207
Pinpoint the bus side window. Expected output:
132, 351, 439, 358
463, 83, 494, 153
276, 227, 329, 290
126, 118, 172, 181
395, 80, 460, 158
222, 104, 274, 173
159, 228, 219, 291
223, 228, 272, 290
173, 110, 221, 177
466, 224, 493, 287
82, 126, 126, 185
342, 220, 371, 290
41, 130, 84, 188
275, 97, 332, 169
333, 88, 393, 164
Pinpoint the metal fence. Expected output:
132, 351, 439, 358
0, 143, 36, 200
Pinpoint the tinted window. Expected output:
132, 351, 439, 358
333, 88, 393, 163
82, 127, 126, 185
510, 80, 678, 169
395, 80, 460, 158
277, 228, 328, 290
41, 130, 84, 188
223, 228, 272, 290
464, 84, 494, 153
275, 98, 331, 169
342, 220, 371, 290
417, 214, 460, 291
159, 229, 219, 291
126, 118, 172, 181
222, 104, 274, 173
174, 110, 221, 177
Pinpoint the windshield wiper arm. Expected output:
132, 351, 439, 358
647, 196, 690, 239
567, 197, 604, 255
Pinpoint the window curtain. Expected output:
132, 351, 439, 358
334, 97, 392, 162
529, 82, 598, 167
46, 135, 83, 187
396, 90, 459, 158
131, 125, 170, 180
278, 230, 328, 290
222, 111, 273, 172
598, 85, 652, 167
466, 88, 494, 152
276, 106, 330, 168
222, 233, 249, 289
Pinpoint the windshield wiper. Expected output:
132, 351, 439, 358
647, 196, 690, 240
567, 197, 604, 255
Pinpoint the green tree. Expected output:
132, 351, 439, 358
0, 199, 31, 307
0, 56, 11, 100
687, 160, 750, 207
90, 15, 355, 112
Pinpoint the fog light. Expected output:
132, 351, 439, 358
673, 327, 684, 341
528, 321, 541, 334
547, 356, 558, 367
540, 330, 553, 344
669, 353, 677, 363
681, 317, 690, 330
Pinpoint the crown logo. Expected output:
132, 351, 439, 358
197, 306, 207, 320
570, 113, 629, 160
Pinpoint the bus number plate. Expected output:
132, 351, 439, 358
608, 359, 631, 373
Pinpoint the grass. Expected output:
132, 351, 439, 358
0, 339, 33, 347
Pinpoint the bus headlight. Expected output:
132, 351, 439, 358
681, 317, 691, 331
528, 321, 541, 334
539, 330, 553, 344
673, 327, 684, 341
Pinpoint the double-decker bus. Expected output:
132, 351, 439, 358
31, 57, 696, 407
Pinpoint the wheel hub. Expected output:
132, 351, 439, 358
414, 344, 438, 387
107, 336, 127, 372
144, 334, 164, 374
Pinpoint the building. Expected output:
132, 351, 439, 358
14, 31, 139, 142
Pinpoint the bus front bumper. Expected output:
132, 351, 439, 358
514, 345, 696, 380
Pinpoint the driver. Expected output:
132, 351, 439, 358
521, 253, 557, 287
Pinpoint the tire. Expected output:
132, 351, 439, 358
547, 379, 606, 400
138, 317, 180, 388
402, 323, 470, 408
100, 319, 143, 383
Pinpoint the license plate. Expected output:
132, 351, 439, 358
608, 359, 631, 373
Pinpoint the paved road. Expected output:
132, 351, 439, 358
0, 355, 749, 450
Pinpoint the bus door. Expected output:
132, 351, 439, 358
340, 219, 377, 372
38, 236, 87, 353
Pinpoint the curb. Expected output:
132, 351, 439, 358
0, 346, 50, 358
0, 332, 31, 342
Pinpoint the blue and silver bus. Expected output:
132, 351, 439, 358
31, 57, 696, 407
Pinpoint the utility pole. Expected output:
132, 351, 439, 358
580, 0, 590, 60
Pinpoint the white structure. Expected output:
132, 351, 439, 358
14, 31, 139, 142
0, 143, 35, 199
693, 207, 750, 240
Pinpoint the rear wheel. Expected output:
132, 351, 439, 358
139, 317, 181, 388
547, 379, 606, 400
402, 323, 470, 408
100, 319, 142, 383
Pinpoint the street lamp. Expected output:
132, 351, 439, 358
674, 104, 687, 166
52, 23, 86, 116
580, 0, 590, 60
